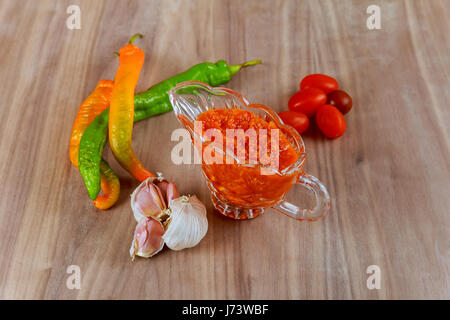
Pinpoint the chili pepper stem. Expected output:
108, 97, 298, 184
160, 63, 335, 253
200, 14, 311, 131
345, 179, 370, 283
241, 59, 262, 68
114, 34, 144, 57
228, 59, 262, 76
128, 33, 143, 44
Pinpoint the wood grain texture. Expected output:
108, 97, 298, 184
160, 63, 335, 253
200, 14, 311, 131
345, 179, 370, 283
0, 0, 448, 299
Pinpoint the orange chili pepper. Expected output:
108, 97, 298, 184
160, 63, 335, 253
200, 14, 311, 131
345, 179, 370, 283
94, 160, 120, 210
69, 80, 120, 210
69, 80, 113, 167
109, 34, 154, 181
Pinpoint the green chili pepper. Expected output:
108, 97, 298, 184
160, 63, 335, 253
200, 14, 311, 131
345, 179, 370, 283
133, 59, 261, 119
79, 59, 261, 199
78, 109, 109, 199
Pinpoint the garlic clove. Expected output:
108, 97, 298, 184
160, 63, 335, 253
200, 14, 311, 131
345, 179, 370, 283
156, 180, 169, 197
166, 182, 180, 204
135, 183, 166, 214
155, 180, 179, 205
162, 195, 208, 251
130, 217, 165, 260
131, 178, 167, 222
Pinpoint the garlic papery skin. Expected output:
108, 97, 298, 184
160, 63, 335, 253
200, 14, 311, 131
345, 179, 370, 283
130, 217, 165, 260
162, 195, 208, 251
131, 178, 167, 222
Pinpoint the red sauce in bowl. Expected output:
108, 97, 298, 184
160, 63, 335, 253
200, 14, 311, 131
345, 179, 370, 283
196, 107, 302, 208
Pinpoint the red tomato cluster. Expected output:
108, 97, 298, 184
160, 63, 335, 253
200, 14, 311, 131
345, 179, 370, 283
279, 74, 353, 139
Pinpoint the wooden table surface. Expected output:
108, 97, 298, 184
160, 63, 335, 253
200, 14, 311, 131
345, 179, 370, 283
0, 0, 448, 300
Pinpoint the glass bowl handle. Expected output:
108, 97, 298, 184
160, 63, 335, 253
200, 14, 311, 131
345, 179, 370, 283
272, 174, 330, 221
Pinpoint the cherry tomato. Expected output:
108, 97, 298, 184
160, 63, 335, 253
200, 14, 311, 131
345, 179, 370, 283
327, 90, 352, 114
288, 88, 327, 117
278, 111, 310, 134
300, 74, 338, 94
316, 105, 346, 139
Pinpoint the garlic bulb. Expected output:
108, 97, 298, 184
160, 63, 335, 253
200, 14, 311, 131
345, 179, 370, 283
163, 195, 208, 250
131, 177, 178, 223
129, 176, 207, 258
130, 217, 165, 260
